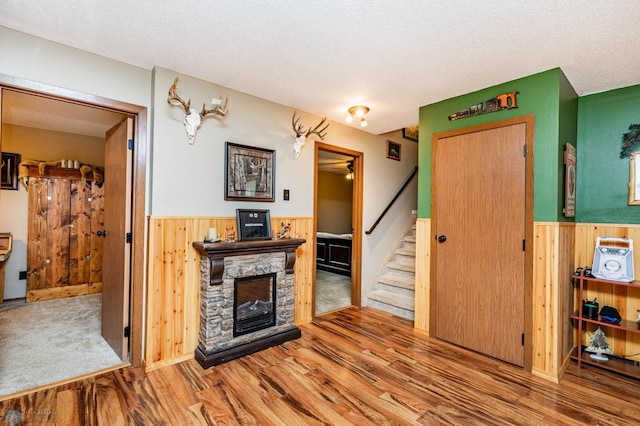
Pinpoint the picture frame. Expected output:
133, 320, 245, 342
563, 143, 576, 216
236, 209, 272, 241
225, 142, 275, 202
629, 151, 640, 206
386, 140, 401, 161
1, 152, 21, 190
402, 125, 419, 142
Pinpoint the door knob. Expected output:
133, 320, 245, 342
97, 230, 107, 237
437, 235, 447, 243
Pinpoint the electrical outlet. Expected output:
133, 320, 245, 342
19, 271, 27, 280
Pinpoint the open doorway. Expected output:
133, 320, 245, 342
0, 82, 145, 396
314, 143, 363, 316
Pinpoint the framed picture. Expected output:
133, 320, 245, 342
236, 209, 272, 241
386, 140, 401, 161
225, 142, 275, 202
402, 125, 419, 142
563, 143, 576, 216
1, 152, 21, 190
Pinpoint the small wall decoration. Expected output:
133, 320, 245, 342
402, 125, 419, 142
236, 209, 272, 241
386, 140, 401, 161
225, 142, 275, 202
1, 152, 21, 190
167, 76, 229, 144
620, 123, 640, 159
563, 143, 576, 217
448, 91, 518, 121
629, 151, 640, 205
291, 112, 329, 159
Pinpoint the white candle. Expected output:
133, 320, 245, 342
207, 228, 217, 241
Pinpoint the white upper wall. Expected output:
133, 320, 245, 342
152, 66, 418, 221
0, 25, 418, 298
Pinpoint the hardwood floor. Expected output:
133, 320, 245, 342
2, 307, 640, 425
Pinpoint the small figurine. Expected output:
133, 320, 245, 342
280, 222, 291, 239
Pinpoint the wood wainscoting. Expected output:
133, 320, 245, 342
573, 223, 640, 365
144, 216, 313, 371
414, 220, 576, 383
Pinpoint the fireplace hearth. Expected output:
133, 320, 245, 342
193, 238, 306, 368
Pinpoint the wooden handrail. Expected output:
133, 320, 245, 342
365, 166, 418, 235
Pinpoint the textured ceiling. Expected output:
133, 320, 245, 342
1, 1, 640, 135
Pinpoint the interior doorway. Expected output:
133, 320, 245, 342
0, 75, 147, 394
314, 142, 363, 316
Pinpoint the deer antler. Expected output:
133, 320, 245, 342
167, 77, 192, 113
201, 95, 229, 118
291, 112, 329, 140
307, 117, 329, 140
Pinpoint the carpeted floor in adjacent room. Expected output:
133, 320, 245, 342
315, 270, 352, 314
0, 294, 125, 397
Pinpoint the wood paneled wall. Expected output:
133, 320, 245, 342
416, 220, 640, 383
414, 218, 430, 332
144, 216, 313, 371
573, 224, 640, 364
530, 222, 574, 382
414, 220, 576, 382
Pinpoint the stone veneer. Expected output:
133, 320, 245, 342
193, 239, 305, 368
198, 252, 295, 352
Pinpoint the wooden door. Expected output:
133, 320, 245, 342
434, 123, 526, 366
101, 117, 133, 360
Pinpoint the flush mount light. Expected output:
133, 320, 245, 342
345, 106, 370, 127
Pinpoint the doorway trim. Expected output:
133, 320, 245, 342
314, 142, 363, 315
430, 114, 534, 372
0, 73, 147, 367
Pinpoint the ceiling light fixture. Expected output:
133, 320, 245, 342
345, 160, 354, 180
345, 106, 369, 127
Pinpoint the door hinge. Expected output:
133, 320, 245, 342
522, 333, 525, 346
126, 232, 132, 244
523, 144, 527, 157
124, 326, 130, 338
523, 239, 526, 251
128, 138, 134, 150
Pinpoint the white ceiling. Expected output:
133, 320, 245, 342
1, 1, 640, 135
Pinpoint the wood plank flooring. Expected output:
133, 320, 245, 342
2, 307, 640, 425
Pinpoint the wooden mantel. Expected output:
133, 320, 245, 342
193, 238, 306, 286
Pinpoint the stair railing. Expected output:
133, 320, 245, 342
365, 166, 418, 235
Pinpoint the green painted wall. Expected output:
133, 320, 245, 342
418, 68, 578, 222
576, 84, 640, 224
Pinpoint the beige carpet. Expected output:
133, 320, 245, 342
316, 270, 352, 314
0, 294, 124, 397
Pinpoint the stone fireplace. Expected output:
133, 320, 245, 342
193, 238, 305, 368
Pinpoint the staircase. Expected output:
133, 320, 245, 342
366, 222, 416, 320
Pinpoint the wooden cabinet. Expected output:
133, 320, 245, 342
25, 166, 104, 302
571, 272, 640, 379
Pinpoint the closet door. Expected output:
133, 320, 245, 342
433, 123, 526, 366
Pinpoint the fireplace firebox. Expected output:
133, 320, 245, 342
234, 273, 276, 336
193, 238, 306, 368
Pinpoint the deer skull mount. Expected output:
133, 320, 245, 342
291, 112, 329, 159
167, 77, 228, 144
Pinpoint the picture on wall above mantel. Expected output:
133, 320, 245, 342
225, 142, 275, 202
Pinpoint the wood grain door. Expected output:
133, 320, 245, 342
434, 123, 526, 366
101, 117, 133, 360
